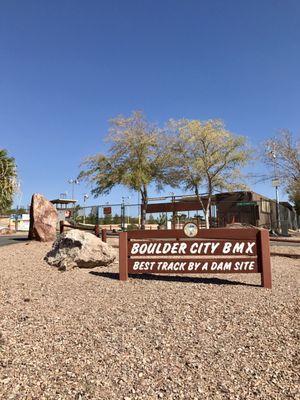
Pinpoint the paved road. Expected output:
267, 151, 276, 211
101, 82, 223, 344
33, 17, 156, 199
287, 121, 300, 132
0, 234, 29, 247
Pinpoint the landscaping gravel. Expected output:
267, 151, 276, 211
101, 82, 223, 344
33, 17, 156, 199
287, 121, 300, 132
0, 240, 299, 400
270, 245, 300, 257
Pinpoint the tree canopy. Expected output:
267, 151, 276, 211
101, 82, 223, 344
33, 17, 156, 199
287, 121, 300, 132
0, 149, 17, 213
263, 130, 300, 213
164, 119, 251, 227
78, 111, 168, 227
79, 114, 252, 229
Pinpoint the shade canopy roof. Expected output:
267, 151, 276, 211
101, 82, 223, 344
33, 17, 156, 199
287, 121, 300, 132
50, 199, 77, 205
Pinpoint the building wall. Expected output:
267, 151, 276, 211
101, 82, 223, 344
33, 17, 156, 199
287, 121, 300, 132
215, 191, 298, 231
215, 192, 258, 227
0, 216, 11, 230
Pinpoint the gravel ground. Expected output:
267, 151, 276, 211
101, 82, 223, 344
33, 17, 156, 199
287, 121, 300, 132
0, 240, 299, 400
270, 245, 300, 256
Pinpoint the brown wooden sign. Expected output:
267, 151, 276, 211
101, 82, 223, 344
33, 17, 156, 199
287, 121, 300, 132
119, 228, 272, 288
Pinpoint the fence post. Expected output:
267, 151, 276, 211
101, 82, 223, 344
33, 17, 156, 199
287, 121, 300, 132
119, 231, 128, 281
60, 220, 64, 234
258, 229, 272, 289
101, 228, 107, 242
94, 225, 100, 237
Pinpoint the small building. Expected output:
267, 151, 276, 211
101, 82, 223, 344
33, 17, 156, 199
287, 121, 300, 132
0, 213, 30, 233
214, 191, 298, 234
15, 214, 30, 231
50, 199, 77, 222
0, 215, 13, 234
142, 191, 298, 234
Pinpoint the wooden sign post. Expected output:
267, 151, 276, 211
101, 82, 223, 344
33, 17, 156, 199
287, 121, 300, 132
119, 228, 272, 288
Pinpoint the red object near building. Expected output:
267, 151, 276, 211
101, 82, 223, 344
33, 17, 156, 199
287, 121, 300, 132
103, 207, 112, 215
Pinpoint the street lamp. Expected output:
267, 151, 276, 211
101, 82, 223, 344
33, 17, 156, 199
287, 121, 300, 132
268, 145, 280, 232
68, 179, 79, 200
83, 194, 89, 224
169, 192, 175, 229
60, 192, 68, 199
121, 196, 130, 230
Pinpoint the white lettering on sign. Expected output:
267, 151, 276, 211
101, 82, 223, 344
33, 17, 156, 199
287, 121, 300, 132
131, 242, 187, 255
233, 261, 255, 271
130, 241, 256, 255
221, 242, 256, 254
211, 261, 232, 271
132, 261, 156, 271
187, 262, 202, 271
157, 261, 186, 271
190, 242, 220, 254
130, 260, 256, 272
246, 242, 255, 254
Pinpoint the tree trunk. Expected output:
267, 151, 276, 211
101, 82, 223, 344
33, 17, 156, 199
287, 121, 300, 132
141, 204, 147, 230
204, 192, 212, 229
205, 179, 212, 229
141, 186, 148, 230
204, 208, 210, 229
195, 187, 205, 228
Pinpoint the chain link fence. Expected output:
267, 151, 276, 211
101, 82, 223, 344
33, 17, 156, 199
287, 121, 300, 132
63, 198, 299, 233
72, 203, 142, 231
71, 203, 210, 231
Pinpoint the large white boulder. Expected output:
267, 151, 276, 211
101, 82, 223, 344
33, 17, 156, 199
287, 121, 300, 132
45, 230, 116, 271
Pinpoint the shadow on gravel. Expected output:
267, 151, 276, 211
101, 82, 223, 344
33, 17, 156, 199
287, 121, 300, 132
90, 271, 260, 287
12, 238, 30, 242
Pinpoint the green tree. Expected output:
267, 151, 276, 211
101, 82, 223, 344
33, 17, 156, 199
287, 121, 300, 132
289, 182, 300, 215
165, 119, 251, 228
79, 111, 168, 228
112, 213, 121, 224
157, 213, 167, 228
129, 216, 139, 224
6, 207, 27, 215
0, 149, 17, 213
103, 214, 113, 225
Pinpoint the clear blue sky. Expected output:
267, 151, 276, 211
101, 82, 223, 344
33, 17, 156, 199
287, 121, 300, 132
1, 0, 299, 208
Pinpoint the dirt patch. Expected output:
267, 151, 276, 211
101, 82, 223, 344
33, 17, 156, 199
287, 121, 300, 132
271, 245, 300, 257
0, 241, 299, 399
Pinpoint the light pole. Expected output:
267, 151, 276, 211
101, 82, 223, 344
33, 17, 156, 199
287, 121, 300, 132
83, 194, 89, 224
68, 179, 79, 200
169, 192, 175, 229
121, 196, 130, 230
60, 192, 67, 199
269, 146, 281, 233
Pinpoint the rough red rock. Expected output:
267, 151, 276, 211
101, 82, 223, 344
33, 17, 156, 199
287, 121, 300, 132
28, 194, 58, 242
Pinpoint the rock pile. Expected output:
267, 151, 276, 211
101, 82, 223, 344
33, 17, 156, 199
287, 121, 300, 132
45, 229, 116, 271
